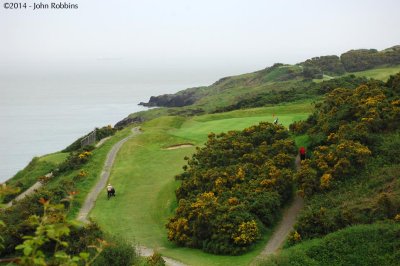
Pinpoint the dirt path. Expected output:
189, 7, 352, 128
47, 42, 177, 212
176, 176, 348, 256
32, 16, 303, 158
4, 172, 53, 208
95, 136, 111, 148
256, 196, 304, 257
77, 127, 141, 223
252, 155, 304, 263
137, 246, 187, 266
3, 135, 112, 209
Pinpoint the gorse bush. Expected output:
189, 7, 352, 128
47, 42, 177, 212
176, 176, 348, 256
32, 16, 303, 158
0, 187, 139, 265
56, 146, 94, 174
92, 235, 138, 266
288, 73, 400, 246
294, 73, 400, 196
167, 122, 296, 254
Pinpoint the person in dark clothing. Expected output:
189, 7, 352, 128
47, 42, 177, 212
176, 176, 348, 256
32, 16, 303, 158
107, 183, 115, 199
299, 146, 306, 160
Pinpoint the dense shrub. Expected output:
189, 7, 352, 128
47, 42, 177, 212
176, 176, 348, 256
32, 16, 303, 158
167, 122, 297, 254
301, 55, 346, 76
293, 73, 400, 196
340, 46, 400, 72
145, 252, 165, 266
93, 235, 138, 266
56, 146, 94, 174
261, 223, 400, 266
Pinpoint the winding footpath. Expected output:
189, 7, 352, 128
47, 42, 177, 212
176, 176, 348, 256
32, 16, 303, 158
77, 127, 141, 223
251, 155, 304, 264
4, 172, 53, 208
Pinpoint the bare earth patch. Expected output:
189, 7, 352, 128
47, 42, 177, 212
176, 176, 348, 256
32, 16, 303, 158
164, 143, 194, 150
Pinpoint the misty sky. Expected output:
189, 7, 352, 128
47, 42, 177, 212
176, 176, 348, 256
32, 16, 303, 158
1, 0, 400, 85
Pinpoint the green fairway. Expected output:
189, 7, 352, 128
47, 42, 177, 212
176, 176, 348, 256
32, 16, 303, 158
352, 65, 400, 81
90, 102, 312, 265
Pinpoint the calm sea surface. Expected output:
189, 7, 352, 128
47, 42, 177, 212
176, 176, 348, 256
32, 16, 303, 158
0, 80, 198, 182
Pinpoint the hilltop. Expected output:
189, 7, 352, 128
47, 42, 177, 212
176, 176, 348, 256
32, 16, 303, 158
113, 45, 400, 128
137, 45, 400, 109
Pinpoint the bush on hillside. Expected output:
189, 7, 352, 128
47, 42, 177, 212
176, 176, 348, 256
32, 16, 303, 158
56, 146, 94, 174
293, 73, 400, 196
93, 235, 138, 266
167, 122, 296, 255
301, 55, 346, 76
62, 125, 117, 152
340, 46, 400, 72
261, 223, 400, 266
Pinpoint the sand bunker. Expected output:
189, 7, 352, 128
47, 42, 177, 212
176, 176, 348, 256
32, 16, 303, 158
164, 143, 194, 150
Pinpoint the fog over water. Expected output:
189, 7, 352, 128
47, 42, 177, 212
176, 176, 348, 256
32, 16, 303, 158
0, 72, 210, 182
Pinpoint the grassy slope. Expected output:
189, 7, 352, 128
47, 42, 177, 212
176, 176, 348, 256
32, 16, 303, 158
311, 64, 400, 83
138, 65, 304, 114
90, 102, 312, 266
42, 127, 135, 218
260, 222, 400, 266
351, 65, 400, 81
125, 65, 399, 126
2, 154, 67, 202
39, 152, 69, 165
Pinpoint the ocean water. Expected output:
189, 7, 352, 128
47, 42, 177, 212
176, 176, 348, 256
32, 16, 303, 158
0, 79, 198, 182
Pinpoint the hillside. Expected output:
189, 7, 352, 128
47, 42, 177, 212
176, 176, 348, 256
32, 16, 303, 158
137, 45, 400, 111
1, 46, 399, 266
261, 223, 400, 266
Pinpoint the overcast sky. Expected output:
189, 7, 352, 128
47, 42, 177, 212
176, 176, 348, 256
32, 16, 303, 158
1, 0, 400, 84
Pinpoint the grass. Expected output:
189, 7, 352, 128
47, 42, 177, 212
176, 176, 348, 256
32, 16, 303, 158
39, 152, 68, 164
259, 222, 400, 266
41, 126, 135, 219
3, 157, 56, 202
90, 102, 313, 266
312, 74, 334, 83
293, 135, 311, 149
351, 65, 400, 81
170, 101, 313, 143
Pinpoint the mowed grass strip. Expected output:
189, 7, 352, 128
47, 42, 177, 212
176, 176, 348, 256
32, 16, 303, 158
91, 103, 313, 265
171, 101, 312, 143
352, 65, 400, 81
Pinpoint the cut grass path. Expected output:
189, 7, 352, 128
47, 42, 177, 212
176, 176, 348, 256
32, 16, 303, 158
91, 102, 312, 266
77, 127, 141, 223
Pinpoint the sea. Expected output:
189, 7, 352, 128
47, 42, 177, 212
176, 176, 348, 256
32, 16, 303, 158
0, 78, 202, 183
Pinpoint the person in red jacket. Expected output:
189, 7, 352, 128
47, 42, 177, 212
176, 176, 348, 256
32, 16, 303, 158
299, 146, 306, 161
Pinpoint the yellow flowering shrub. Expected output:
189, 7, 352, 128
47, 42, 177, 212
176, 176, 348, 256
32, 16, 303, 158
232, 220, 259, 245
287, 230, 302, 245
320, 173, 332, 189
228, 197, 239, 206
167, 218, 190, 244
78, 151, 92, 159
